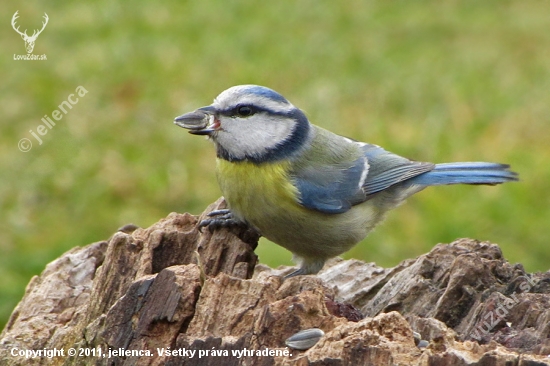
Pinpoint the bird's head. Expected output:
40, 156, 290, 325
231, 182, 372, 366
175, 85, 311, 162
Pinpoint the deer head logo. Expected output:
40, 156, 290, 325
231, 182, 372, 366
11, 11, 49, 54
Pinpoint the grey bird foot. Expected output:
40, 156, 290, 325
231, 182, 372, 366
199, 208, 261, 246
285, 268, 307, 279
284, 257, 326, 278
199, 209, 246, 232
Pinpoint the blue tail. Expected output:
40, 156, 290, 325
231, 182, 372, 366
409, 162, 519, 186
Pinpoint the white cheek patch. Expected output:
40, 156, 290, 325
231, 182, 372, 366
216, 115, 295, 160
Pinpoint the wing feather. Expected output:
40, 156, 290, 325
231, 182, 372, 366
362, 143, 434, 195
289, 128, 434, 214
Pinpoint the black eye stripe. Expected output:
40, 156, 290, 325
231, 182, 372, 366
220, 105, 295, 118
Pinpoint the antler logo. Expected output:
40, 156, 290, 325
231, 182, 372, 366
11, 11, 49, 54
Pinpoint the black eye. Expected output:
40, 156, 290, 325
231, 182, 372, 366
235, 105, 255, 117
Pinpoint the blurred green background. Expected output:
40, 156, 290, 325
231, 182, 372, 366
1, 0, 549, 330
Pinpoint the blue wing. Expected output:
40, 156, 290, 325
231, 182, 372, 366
292, 154, 368, 214
290, 134, 434, 214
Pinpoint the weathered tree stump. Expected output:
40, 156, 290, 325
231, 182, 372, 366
1, 198, 549, 365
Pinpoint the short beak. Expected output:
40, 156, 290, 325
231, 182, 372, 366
174, 106, 217, 135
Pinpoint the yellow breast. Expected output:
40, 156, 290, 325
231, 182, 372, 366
215, 159, 300, 225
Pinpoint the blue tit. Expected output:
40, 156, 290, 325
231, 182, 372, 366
174, 85, 518, 277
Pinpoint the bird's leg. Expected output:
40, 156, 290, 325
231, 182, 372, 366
285, 257, 325, 278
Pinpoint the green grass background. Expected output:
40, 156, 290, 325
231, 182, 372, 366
1, 0, 549, 329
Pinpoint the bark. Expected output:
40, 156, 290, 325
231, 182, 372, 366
1, 198, 549, 365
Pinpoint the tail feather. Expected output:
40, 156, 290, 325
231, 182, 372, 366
409, 162, 518, 186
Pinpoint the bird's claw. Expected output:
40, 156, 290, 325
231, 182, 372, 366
284, 268, 306, 278
199, 209, 245, 232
